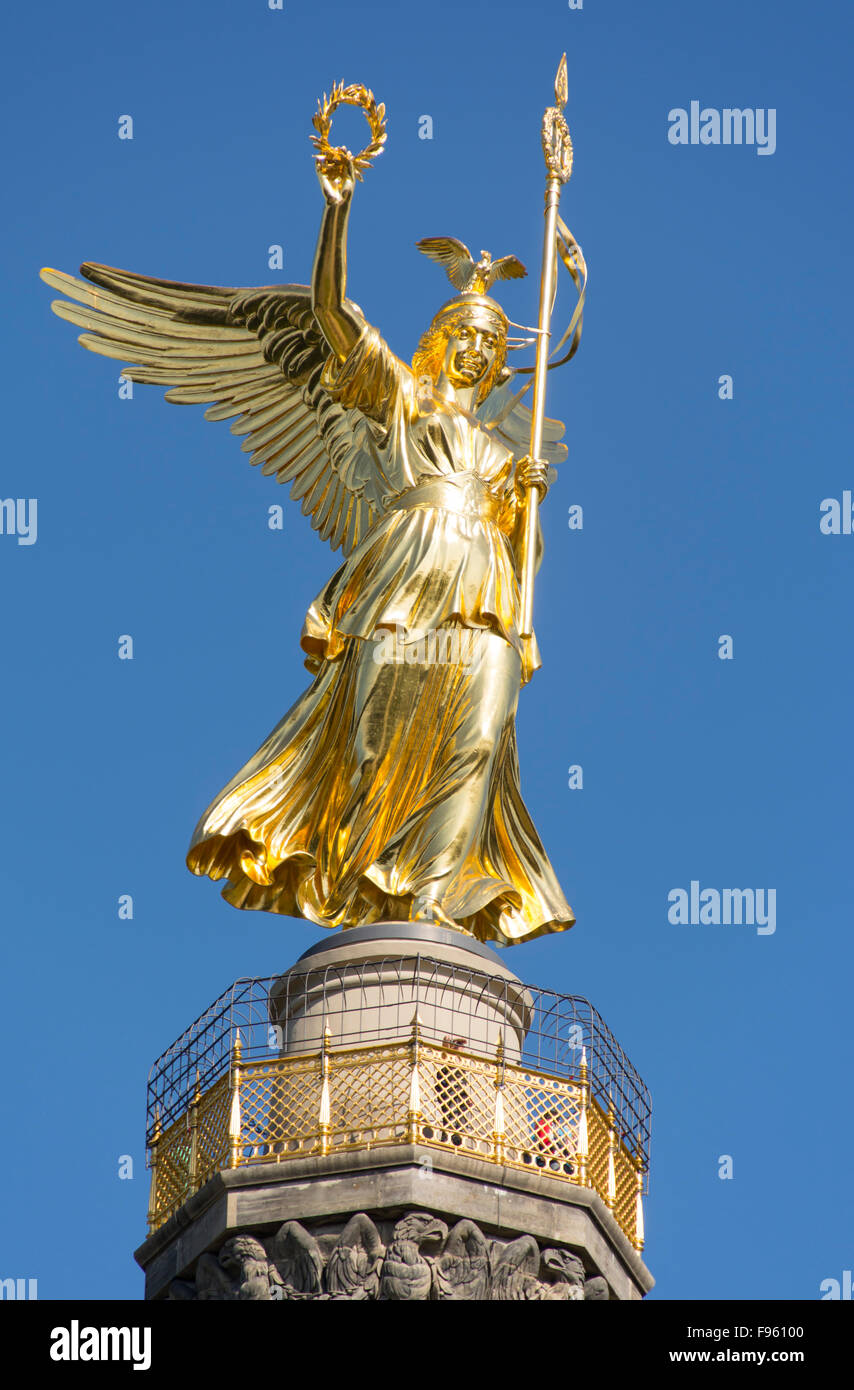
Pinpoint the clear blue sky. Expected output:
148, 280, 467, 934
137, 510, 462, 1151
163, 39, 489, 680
2, 0, 851, 1300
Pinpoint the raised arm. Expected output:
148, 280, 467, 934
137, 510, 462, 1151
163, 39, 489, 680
312, 153, 365, 362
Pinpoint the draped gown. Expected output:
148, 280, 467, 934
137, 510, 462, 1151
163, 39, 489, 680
187, 323, 575, 946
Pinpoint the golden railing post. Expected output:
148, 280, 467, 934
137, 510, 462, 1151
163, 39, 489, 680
407, 1010, 422, 1144
187, 1070, 201, 1193
318, 1025, 331, 1156
634, 1158, 645, 1252
575, 1046, 588, 1187
228, 1030, 243, 1169
492, 1032, 506, 1164
606, 1093, 617, 1210
146, 1106, 162, 1234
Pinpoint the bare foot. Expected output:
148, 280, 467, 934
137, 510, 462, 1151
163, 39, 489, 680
409, 895, 462, 931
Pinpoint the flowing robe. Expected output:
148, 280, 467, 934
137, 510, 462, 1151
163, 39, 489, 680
187, 325, 575, 945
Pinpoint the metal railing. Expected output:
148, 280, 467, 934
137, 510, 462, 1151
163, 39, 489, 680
145, 961, 650, 1250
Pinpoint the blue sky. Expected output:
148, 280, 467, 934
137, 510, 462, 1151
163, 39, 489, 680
1, 0, 852, 1299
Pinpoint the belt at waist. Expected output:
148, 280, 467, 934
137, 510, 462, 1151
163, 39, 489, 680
390, 475, 504, 525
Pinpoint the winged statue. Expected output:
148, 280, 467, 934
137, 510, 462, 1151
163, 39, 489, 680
40, 80, 583, 946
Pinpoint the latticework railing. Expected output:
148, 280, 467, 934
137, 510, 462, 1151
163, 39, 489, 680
147, 1021, 648, 1250
147, 963, 649, 1153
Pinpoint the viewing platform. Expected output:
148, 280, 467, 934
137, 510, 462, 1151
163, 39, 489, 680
145, 936, 650, 1255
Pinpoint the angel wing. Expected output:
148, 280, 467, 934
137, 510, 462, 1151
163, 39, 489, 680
40, 262, 390, 557
476, 376, 567, 467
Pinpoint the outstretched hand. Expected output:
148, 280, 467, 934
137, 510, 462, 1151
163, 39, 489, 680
315, 151, 356, 207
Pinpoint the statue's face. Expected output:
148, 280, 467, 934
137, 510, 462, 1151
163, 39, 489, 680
441, 317, 501, 390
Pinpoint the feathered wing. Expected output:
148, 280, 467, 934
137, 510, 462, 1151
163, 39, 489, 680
40, 262, 391, 557
476, 376, 568, 467
489, 255, 527, 285
325, 1213, 384, 1299
267, 1221, 324, 1296
414, 236, 474, 292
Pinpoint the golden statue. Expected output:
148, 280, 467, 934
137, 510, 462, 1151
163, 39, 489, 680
40, 67, 586, 946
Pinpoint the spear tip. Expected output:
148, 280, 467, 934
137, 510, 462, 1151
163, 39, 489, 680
555, 54, 568, 109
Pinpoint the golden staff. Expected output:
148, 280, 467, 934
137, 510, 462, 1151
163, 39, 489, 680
519, 55, 575, 640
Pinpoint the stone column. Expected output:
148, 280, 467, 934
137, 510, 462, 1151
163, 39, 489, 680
268, 921, 534, 1060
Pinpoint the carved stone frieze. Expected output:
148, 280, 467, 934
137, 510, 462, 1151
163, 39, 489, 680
168, 1211, 610, 1301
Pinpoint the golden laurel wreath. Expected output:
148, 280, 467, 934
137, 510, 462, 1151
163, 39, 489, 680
542, 107, 573, 183
311, 81, 387, 181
